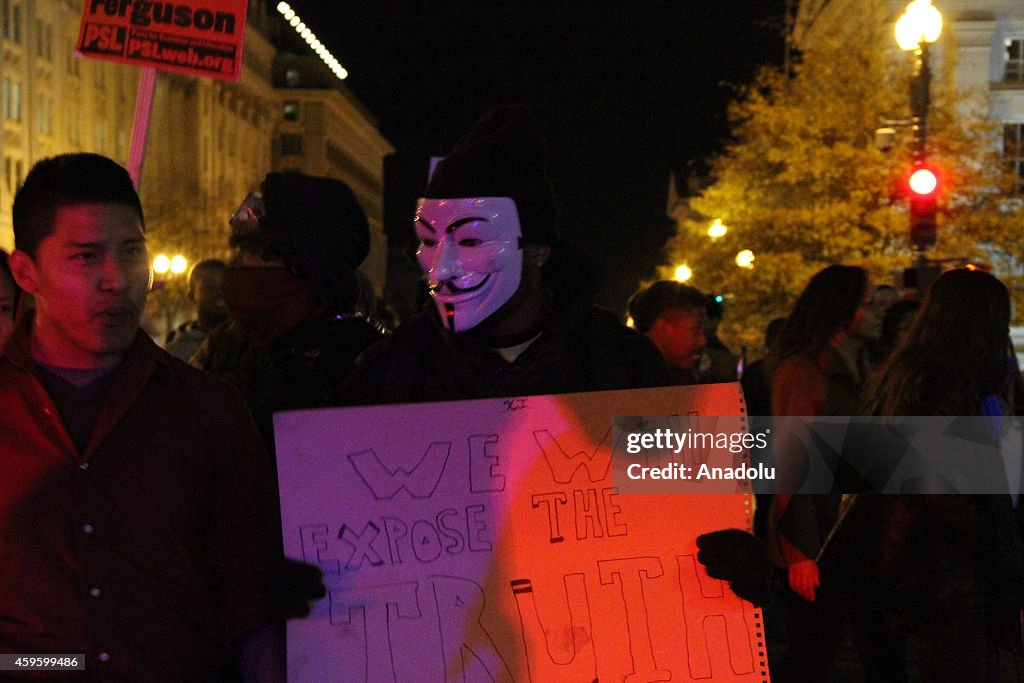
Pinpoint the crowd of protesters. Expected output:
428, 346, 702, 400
2, 104, 1024, 681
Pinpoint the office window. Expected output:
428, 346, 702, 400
37, 21, 52, 60
283, 100, 299, 121
285, 68, 300, 87
1005, 124, 1024, 192
1, 0, 8, 40
11, 3, 19, 44
11, 82, 20, 122
1007, 39, 1024, 83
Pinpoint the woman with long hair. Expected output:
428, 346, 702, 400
769, 264, 870, 416
767, 264, 872, 681
835, 268, 1024, 681
866, 268, 1011, 416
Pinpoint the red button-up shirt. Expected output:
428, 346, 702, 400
0, 314, 276, 680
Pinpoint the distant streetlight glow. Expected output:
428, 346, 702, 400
153, 253, 188, 276
895, 0, 942, 51
277, 2, 349, 81
170, 255, 188, 274
707, 218, 727, 239
674, 264, 693, 282
735, 250, 755, 269
152, 254, 170, 275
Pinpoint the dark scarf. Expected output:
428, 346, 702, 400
221, 267, 317, 345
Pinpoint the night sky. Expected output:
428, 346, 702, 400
285, 1, 788, 311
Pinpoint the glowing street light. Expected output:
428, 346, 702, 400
170, 254, 188, 274
151, 253, 188, 343
895, 0, 942, 51
735, 250, 755, 269
152, 253, 187, 276
673, 264, 693, 282
707, 218, 727, 239
152, 254, 170, 275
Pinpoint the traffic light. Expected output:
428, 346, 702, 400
908, 165, 938, 248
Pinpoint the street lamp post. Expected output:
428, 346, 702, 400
895, 0, 941, 158
152, 252, 188, 342
895, 0, 942, 278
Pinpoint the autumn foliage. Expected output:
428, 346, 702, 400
662, 25, 1023, 352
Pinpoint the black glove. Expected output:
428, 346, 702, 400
267, 557, 326, 620
696, 529, 772, 607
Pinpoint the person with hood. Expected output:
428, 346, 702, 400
194, 172, 386, 455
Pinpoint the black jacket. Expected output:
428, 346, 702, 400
344, 305, 672, 404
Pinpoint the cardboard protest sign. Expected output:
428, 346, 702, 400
76, 0, 247, 82
275, 384, 770, 681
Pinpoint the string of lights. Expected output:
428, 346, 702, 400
275, 2, 348, 80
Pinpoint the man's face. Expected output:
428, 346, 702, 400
12, 203, 149, 368
652, 307, 707, 371
191, 268, 227, 323
415, 197, 523, 332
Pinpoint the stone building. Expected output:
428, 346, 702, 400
0, 0, 392, 293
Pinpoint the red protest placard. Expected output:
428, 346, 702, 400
76, 0, 248, 83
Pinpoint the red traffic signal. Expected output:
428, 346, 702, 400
908, 165, 938, 248
909, 167, 938, 196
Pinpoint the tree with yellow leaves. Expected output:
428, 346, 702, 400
663, 23, 1023, 352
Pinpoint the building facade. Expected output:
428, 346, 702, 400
0, 0, 392, 293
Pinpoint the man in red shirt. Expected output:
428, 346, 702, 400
1, 153, 281, 680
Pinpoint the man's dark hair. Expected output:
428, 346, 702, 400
627, 280, 708, 333
13, 153, 143, 257
187, 258, 226, 290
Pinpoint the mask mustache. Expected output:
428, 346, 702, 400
428, 274, 491, 295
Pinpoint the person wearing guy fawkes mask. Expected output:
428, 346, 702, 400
343, 105, 673, 404
344, 107, 772, 607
